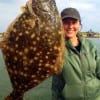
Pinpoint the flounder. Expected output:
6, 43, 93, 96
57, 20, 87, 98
0, 0, 65, 100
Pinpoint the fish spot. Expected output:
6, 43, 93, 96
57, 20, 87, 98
33, 48, 37, 51
19, 52, 23, 56
38, 63, 42, 66
24, 85, 28, 88
54, 67, 58, 72
36, 53, 40, 56
32, 41, 36, 45
46, 70, 50, 73
15, 37, 19, 41
36, 37, 40, 41
31, 75, 36, 78
22, 24, 26, 28
14, 81, 18, 86
29, 59, 33, 64
24, 67, 28, 71
47, 52, 50, 55
19, 32, 23, 36
3, 45, 7, 49
54, 46, 58, 50
19, 86, 22, 89
45, 27, 49, 31
45, 63, 49, 67
38, 67, 42, 71
23, 56, 27, 60
45, 56, 48, 59
49, 48, 53, 51
14, 57, 18, 61
13, 65, 16, 69
36, 71, 40, 74
33, 79, 38, 83
30, 34, 35, 39
34, 56, 38, 60
50, 65, 54, 69
20, 71, 24, 76
23, 61, 28, 66
30, 46, 33, 50
27, 27, 31, 30
24, 48, 29, 54
16, 50, 18, 53
52, 60, 56, 63
39, 60, 43, 63
10, 48, 14, 52
14, 70, 18, 75
19, 18, 23, 21
13, 28, 17, 32
7, 53, 10, 57
25, 31, 29, 35
24, 73, 28, 77
47, 39, 51, 42
15, 44, 18, 48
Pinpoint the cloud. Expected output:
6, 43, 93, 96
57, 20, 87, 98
0, 0, 15, 3
55, 0, 69, 12
56, 0, 96, 12
69, 2, 95, 11
0, 0, 25, 7
0, 0, 26, 32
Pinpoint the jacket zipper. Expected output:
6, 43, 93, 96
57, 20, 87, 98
79, 54, 86, 100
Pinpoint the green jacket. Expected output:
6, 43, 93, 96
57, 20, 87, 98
52, 35, 100, 100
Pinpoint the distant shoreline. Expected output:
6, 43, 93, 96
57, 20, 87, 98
0, 32, 100, 38
81, 35, 100, 38
80, 32, 100, 38
85, 36, 100, 38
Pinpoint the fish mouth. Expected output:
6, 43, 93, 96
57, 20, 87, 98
32, 0, 51, 3
31, 0, 51, 12
26, 0, 52, 16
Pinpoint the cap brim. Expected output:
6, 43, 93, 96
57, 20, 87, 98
62, 15, 79, 20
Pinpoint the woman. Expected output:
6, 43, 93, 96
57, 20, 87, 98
52, 7, 100, 100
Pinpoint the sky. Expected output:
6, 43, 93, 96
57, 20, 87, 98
0, 0, 100, 32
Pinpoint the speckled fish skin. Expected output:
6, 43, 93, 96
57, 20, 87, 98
2, 0, 65, 100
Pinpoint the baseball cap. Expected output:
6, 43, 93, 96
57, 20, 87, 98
61, 7, 81, 20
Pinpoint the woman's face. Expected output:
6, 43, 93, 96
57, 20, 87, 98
62, 18, 80, 39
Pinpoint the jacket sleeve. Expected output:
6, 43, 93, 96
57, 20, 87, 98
52, 73, 65, 100
95, 49, 100, 80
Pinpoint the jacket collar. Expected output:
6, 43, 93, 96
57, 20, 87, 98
65, 33, 86, 54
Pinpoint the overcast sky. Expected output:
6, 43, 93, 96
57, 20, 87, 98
0, 0, 100, 32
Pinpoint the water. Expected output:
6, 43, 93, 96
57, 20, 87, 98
88, 38, 100, 56
0, 38, 100, 100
